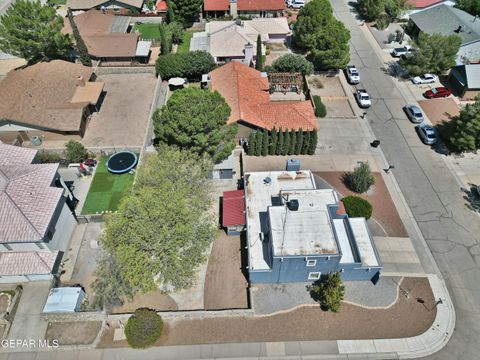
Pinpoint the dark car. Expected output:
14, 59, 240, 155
423, 87, 452, 99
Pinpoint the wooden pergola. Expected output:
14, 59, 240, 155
268, 72, 303, 94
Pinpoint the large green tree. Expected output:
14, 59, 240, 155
156, 51, 215, 80
447, 96, 480, 152
399, 33, 461, 76
293, 0, 350, 70
153, 87, 236, 163
455, 0, 480, 16
0, 0, 70, 63
271, 53, 314, 75
171, 0, 202, 23
101, 147, 215, 294
356, 0, 384, 21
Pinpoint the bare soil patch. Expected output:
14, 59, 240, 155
418, 99, 459, 127
46, 321, 102, 345
204, 233, 249, 310
315, 171, 408, 237
99, 278, 435, 348
112, 291, 178, 313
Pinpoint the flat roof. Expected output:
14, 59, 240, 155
349, 218, 379, 267
334, 219, 355, 264
43, 287, 85, 313
245, 171, 317, 270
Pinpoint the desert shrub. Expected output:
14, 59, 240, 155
64, 140, 88, 163
34, 150, 61, 163
342, 162, 375, 193
313, 95, 327, 117
375, 14, 390, 30
342, 196, 373, 219
125, 308, 163, 348
310, 272, 345, 312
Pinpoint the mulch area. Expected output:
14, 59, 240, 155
203, 233, 249, 310
98, 277, 436, 348
314, 171, 408, 237
46, 321, 102, 345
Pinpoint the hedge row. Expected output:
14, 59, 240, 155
155, 51, 215, 81
247, 128, 317, 156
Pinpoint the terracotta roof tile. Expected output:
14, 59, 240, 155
209, 62, 318, 131
222, 190, 246, 227
204, 0, 285, 11
0, 251, 58, 276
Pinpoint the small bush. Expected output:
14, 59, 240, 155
125, 308, 163, 349
342, 162, 375, 193
342, 196, 373, 219
310, 272, 345, 312
313, 95, 327, 117
34, 150, 61, 163
64, 140, 88, 163
375, 14, 390, 30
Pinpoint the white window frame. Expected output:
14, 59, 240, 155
306, 259, 317, 267
308, 272, 321, 280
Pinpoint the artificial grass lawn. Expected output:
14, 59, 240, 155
132, 23, 161, 40
177, 32, 193, 53
81, 157, 135, 215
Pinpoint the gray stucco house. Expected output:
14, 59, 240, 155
448, 64, 480, 99
244, 170, 382, 284
408, 5, 480, 65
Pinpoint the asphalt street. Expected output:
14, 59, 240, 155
332, 0, 480, 359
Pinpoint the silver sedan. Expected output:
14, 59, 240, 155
416, 123, 438, 145
404, 104, 424, 123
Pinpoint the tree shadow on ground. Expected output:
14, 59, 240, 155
461, 183, 480, 213
306, 280, 329, 311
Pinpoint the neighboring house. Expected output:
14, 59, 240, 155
0, 142, 76, 283
190, 18, 290, 64
405, 0, 455, 16
66, 0, 144, 12
203, 0, 285, 18
0, 60, 104, 144
237, 170, 381, 283
408, 5, 480, 64
448, 64, 480, 99
208, 62, 318, 139
62, 10, 151, 62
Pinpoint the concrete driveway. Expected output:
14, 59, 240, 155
82, 73, 156, 149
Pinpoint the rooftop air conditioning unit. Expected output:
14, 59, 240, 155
287, 199, 299, 211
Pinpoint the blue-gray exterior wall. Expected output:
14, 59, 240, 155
249, 254, 341, 283
338, 262, 381, 281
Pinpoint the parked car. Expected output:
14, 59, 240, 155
391, 46, 415, 57
287, 0, 305, 8
412, 74, 438, 85
346, 65, 360, 84
404, 104, 424, 123
423, 87, 452, 98
355, 89, 371, 108
416, 123, 438, 145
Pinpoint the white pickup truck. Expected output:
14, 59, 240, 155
355, 89, 371, 108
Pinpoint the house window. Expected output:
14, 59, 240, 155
308, 272, 321, 280
306, 259, 317, 267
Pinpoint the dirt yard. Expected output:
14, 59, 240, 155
98, 277, 435, 347
203, 233, 249, 310
418, 98, 460, 127
112, 291, 178, 313
46, 321, 102, 345
314, 171, 408, 237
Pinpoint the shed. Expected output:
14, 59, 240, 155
43, 287, 85, 313
222, 190, 246, 235
449, 64, 480, 100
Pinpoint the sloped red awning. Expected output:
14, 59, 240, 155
222, 190, 246, 227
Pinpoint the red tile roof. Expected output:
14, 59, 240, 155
222, 190, 246, 227
209, 62, 318, 131
156, 0, 167, 11
204, 0, 285, 11
408, 0, 444, 8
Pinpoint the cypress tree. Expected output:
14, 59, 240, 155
270, 128, 277, 155
302, 131, 311, 154
166, 0, 175, 24
277, 128, 284, 155
290, 130, 297, 155
247, 131, 256, 155
262, 131, 269, 156
255, 131, 263, 156
283, 129, 291, 156
309, 130, 318, 155
255, 34, 263, 71
67, 8, 91, 66
160, 24, 170, 55
295, 128, 303, 155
